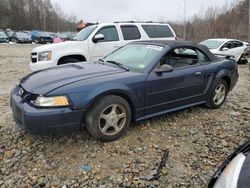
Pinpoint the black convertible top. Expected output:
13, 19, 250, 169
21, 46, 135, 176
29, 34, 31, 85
134, 40, 218, 61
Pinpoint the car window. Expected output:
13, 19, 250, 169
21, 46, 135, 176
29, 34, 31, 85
96, 26, 119, 42
197, 50, 210, 63
161, 48, 199, 69
120, 25, 141, 40
222, 41, 234, 49
73, 25, 97, 41
199, 40, 224, 49
233, 41, 243, 47
104, 44, 164, 72
17, 32, 29, 38
142, 25, 174, 38
0, 32, 6, 37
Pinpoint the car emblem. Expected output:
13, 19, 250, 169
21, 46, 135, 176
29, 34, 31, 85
19, 87, 24, 96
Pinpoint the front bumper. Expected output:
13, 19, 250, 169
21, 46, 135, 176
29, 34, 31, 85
10, 86, 85, 134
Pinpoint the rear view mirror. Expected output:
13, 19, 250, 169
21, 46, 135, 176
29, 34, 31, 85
93, 34, 104, 43
155, 64, 173, 74
222, 47, 229, 51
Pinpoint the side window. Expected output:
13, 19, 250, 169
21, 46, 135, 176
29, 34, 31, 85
161, 48, 199, 69
96, 26, 119, 42
120, 25, 141, 40
222, 41, 234, 49
197, 50, 210, 63
233, 41, 243, 47
142, 25, 174, 38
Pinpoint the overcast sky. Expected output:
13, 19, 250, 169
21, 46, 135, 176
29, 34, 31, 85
51, 0, 237, 23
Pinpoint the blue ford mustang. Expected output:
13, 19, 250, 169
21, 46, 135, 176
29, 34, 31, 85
10, 41, 238, 141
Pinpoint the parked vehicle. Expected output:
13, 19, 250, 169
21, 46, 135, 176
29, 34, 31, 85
200, 38, 249, 64
31, 30, 53, 44
11, 41, 238, 141
209, 140, 250, 188
12, 32, 32, 44
0, 30, 9, 43
30, 22, 177, 71
5, 29, 15, 41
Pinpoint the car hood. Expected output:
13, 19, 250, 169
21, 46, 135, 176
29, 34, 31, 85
20, 62, 126, 95
209, 49, 219, 53
32, 41, 83, 53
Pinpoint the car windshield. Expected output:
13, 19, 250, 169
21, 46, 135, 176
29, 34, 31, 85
17, 32, 29, 38
104, 44, 164, 72
0, 32, 7, 37
73, 25, 97, 41
200, 40, 225, 49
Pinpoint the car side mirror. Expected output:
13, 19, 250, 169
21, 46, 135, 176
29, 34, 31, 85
93, 34, 104, 43
155, 64, 173, 74
222, 47, 229, 51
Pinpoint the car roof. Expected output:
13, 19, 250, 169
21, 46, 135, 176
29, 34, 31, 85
204, 38, 240, 42
131, 40, 218, 61
97, 22, 172, 27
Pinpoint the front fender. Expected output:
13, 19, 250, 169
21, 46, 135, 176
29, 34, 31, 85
68, 83, 138, 110
84, 83, 138, 109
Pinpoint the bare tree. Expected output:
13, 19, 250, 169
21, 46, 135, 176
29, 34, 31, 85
0, 0, 77, 32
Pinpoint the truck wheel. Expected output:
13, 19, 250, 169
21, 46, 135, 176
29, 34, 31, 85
85, 95, 131, 141
58, 58, 80, 65
205, 80, 228, 109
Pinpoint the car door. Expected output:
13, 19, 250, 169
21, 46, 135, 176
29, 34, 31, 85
220, 41, 244, 61
90, 25, 122, 61
145, 47, 207, 115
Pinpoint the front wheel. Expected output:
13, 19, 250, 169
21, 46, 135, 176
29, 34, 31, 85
85, 95, 131, 141
205, 80, 228, 109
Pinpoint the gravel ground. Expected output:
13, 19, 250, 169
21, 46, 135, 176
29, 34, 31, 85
0, 44, 249, 188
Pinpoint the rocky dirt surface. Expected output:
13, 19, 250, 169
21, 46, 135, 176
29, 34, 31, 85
0, 44, 249, 188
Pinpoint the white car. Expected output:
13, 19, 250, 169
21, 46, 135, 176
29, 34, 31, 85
30, 22, 177, 71
200, 38, 249, 63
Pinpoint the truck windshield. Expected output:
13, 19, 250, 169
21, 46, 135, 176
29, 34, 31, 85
73, 25, 97, 41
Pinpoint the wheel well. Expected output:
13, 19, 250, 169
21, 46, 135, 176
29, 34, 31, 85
88, 92, 136, 122
221, 76, 231, 89
58, 55, 86, 65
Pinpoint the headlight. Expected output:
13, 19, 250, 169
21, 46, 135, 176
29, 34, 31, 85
213, 153, 246, 188
31, 96, 69, 107
38, 51, 52, 61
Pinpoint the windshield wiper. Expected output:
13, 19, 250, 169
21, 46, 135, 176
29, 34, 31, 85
106, 60, 129, 71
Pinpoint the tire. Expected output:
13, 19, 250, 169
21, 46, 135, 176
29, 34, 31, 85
237, 54, 248, 64
85, 95, 131, 141
205, 79, 228, 109
58, 58, 80, 65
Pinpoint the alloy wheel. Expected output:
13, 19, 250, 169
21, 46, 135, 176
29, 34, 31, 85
213, 84, 226, 105
99, 104, 127, 136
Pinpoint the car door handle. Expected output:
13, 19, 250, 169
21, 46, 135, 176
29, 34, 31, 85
195, 72, 202, 76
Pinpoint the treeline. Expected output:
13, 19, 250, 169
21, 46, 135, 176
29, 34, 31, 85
171, 0, 249, 42
0, 0, 77, 32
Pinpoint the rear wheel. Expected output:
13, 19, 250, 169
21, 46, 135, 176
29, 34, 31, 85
205, 80, 228, 109
85, 95, 131, 141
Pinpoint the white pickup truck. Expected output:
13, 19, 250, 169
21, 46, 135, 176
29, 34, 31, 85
30, 22, 177, 71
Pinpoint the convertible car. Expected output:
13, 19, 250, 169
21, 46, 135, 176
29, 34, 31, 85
10, 40, 238, 141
